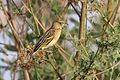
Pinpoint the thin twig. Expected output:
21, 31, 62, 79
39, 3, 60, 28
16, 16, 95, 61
28, 0, 41, 35
96, 4, 115, 29
107, 0, 112, 20
58, 2, 70, 20
44, 59, 63, 80
24, 70, 31, 80
96, 61, 120, 75
80, 47, 100, 79
13, 60, 17, 80
22, 1, 46, 32
0, 0, 24, 48
56, 44, 74, 68
70, 3, 81, 17
79, 0, 86, 40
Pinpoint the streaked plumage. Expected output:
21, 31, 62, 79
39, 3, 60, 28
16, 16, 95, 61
33, 21, 64, 54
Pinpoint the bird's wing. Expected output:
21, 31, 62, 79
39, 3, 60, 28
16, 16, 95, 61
33, 28, 54, 52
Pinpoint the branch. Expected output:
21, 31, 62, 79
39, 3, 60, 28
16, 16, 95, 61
0, 0, 24, 48
22, 1, 46, 32
24, 70, 31, 80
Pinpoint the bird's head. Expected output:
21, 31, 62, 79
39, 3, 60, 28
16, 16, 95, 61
53, 21, 65, 29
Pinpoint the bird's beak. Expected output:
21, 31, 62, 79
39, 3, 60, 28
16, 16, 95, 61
64, 22, 68, 26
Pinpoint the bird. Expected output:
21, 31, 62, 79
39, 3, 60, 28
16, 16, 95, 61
32, 21, 65, 55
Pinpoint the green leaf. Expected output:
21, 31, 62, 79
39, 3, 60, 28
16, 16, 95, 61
26, 33, 36, 42
4, 45, 17, 51
112, 54, 120, 59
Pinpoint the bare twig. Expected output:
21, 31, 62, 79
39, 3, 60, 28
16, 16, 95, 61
107, 0, 112, 20
80, 47, 100, 79
56, 44, 74, 68
96, 4, 114, 29
24, 70, 31, 80
44, 59, 63, 80
79, 0, 86, 40
13, 61, 17, 80
96, 61, 120, 76
28, 0, 41, 35
22, 1, 46, 32
70, 3, 81, 17
110, 0, 120, 25
0, 0, 24, 48
58, 2, 70, 21
70, 0, 87, 79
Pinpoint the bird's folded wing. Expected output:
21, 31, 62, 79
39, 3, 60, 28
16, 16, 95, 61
33, 29, 54, 52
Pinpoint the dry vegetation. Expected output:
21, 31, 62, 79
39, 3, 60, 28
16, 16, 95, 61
0, 0, 120, 80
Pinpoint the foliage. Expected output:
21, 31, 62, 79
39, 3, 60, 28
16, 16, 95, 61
0, 0, 120, 80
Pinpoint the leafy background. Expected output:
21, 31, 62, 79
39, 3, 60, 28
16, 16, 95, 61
0, 0, 120, 80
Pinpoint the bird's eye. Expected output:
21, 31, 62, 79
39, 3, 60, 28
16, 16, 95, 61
59, 22, 62, 25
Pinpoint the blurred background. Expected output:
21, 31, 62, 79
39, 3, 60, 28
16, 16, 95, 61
0, 0, 120, 80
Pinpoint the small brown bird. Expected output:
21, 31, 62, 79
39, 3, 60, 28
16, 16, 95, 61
32, 21, 64, 55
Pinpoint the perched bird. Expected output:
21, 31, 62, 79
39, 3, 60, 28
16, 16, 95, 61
32, 21, 64, 55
